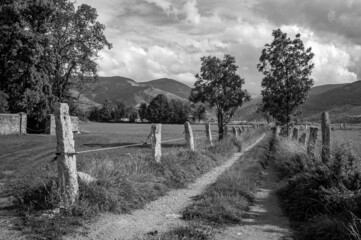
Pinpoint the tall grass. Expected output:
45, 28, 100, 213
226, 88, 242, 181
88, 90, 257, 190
272, 136, 361, 240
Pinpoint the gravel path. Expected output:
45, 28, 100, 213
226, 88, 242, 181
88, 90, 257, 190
214, 164, 292, 240
67, 135, 265, 240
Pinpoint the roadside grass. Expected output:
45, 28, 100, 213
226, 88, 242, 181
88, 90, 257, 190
182, 133, 271, 225
271, 135, 361, 240
142, 132, 271, 240
4, 125, 265, 240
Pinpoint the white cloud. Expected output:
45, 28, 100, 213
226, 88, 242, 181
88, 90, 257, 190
78, 0, 361, 94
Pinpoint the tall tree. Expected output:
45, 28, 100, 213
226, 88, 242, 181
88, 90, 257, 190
147, 94, 170, 123
190, 54, 250, 139
169, 99, 190, 124
138, 103, 148, 122
0, 0, 111, 123
257, 29, 314, 134
48, 0, 112, 102
0, 0, 54, 121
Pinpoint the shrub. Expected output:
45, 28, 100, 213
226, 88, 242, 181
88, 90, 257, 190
272, 137, 361, 240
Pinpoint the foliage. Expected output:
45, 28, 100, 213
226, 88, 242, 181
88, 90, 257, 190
191, 103, 207, 123
168, 99, 190, 124
272, 138, 361, 240
138, 103, 148, 122
0, 91, 9, 113
190, 54, 250, 139
147, 94, 170, 123
257, 29, 314, 131
125, 106, 138, 123
0, 0, 111, 122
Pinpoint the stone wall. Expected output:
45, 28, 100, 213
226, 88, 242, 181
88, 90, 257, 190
45, 114, 80, 135
0, 113, 27, 135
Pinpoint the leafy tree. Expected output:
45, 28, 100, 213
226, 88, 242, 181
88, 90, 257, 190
190, 54, 250, 139
191, 103, 206, 123
0, 0, 54, 121
0, 0, 111, 123
126, 106, 138, 123
138, 103, 148, 122
48, 0, 112, 102
88, 106, 101, 121
147, 94, 170, 123
113, 101, 125, 122
257, 29, 314, 135
99, 99, 113, 122
169, 99, 190, 124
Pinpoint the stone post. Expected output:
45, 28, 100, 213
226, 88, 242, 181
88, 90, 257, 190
205, 123, 213, 146
151, 124, 162, 163
292, 127, 299, 141
184, 121, 195, 151
19, 113, 27, 134
307, 127, 318, 157
54, 103, 78, 208
275, 126, 281, 136
321, 112, 331, 164
232, 126, 238, 138
299, 133, 307, 145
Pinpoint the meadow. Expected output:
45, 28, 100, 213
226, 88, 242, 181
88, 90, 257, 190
0, 122, 219, 183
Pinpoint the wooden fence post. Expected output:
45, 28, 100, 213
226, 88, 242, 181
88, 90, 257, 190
321, 112, 331, 164
299, 132, 307, 145
205, 123, 213, 146
292, 127, 299, 141
184, 121, 195, 151
232, 126, 238, 138
151, 124, 162, 163
54, 103, 78, 208
307, 127, 318, 157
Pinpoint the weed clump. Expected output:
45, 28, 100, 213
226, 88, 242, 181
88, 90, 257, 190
272, 137, 361, 240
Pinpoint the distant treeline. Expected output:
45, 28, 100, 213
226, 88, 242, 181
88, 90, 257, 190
88, 94, 207, 124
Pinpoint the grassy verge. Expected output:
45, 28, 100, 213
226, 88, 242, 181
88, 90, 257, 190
271, 136, 361, 240
5, 128, 265, 240
146, 132, 271, 240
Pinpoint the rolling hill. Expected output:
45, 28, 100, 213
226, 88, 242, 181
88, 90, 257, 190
79, 76, 361, 123
83, 76, 191, 107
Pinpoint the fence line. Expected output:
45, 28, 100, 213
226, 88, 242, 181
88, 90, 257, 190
76, 134, 219, 155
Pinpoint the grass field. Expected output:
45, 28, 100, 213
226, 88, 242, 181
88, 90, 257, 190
0, 122, 219, 183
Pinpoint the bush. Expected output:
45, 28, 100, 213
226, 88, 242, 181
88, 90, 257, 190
272, 137, 361, 240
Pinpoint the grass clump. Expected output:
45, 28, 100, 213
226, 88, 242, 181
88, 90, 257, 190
182, 134, 271, 225
272, 137, 361, 240
144, 225, 215, 240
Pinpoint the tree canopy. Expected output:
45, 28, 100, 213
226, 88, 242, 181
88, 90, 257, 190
257, 29, 314, 131
0, 0, 111, 122
190, 54, 250, 139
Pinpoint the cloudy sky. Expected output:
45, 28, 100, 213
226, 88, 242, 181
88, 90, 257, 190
77, 0, 361, 94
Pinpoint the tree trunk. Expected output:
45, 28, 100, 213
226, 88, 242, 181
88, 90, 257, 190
217, 111, 224, 140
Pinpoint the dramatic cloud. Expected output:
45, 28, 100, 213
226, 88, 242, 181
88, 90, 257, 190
77, 0, 361, 94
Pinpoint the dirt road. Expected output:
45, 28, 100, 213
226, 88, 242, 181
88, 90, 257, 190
214, 164, 292, 240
